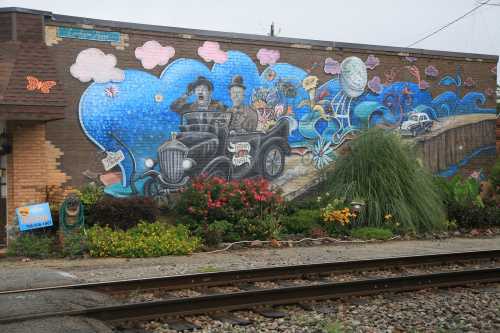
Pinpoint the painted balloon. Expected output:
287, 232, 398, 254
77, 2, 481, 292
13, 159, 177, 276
340, 56, 367, 98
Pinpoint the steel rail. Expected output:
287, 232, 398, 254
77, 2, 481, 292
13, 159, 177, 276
1, 249, 499, 295
0, 267, 498, 324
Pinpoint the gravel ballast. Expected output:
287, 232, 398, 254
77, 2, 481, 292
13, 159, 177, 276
140, 284, 500, 332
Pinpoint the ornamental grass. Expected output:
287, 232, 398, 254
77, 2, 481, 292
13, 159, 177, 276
324, 128, 446, 233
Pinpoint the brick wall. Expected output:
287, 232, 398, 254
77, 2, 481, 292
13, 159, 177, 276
6, 121, 48, 240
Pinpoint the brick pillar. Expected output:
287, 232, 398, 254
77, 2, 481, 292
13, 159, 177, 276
6, 121, 48, 242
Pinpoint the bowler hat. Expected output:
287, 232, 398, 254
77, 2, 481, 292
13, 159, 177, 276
188, 76, 213, 94
229, 75, 245, 89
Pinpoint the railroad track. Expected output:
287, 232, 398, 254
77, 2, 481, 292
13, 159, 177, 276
1, 250, 499, 329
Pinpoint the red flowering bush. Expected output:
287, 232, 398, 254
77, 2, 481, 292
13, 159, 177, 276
176, 176, 285, 243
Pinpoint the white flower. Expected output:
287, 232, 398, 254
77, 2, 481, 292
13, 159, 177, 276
312, 137, 335, 169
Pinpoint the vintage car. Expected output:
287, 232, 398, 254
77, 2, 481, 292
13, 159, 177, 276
141, 111, 290, 202
400, 112, 433, 136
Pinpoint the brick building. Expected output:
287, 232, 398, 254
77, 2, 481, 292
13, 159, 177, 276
0, 7, 498, 245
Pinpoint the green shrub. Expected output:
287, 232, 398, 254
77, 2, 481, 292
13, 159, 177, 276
196, 220, 233, 246
235, 216, 283, 240
434, 175, 483, 207
434, 175, 499, 229
282, 209, 321, 235
350, 227, 394, 240
77, 183, 104, 206
7, 233, 55, 258
325, 128, 446, 233
89, 196, 160, 230
60, 230, 88, 258
489, 159, 500, 193
86, 222, 200, 257
447, 203, 500, 229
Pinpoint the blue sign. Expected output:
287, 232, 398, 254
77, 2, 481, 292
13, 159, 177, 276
57, 27, 121, 43
16, 203, 53, 231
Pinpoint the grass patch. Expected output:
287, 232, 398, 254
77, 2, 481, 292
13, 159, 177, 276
322, 320, 351, 333
197, 265, 220, 273
350, 227, 394, 240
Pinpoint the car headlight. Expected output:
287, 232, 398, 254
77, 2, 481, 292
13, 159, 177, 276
144, 158, 155, 169
182, 158, 195, 170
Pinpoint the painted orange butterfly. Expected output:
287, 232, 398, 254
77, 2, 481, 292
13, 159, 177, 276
26, 76, 57, 94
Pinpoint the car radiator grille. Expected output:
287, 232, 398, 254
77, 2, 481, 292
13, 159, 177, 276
158, 148, 185, 183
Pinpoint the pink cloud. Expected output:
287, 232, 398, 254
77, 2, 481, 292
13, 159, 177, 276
365, 54, 380, 70
197, 41, 228, 64
135, 40, 175, 70
257, 48, 280, 66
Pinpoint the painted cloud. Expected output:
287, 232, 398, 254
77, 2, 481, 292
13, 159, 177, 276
197, 41, 228, 64
135, 41, 175, 70
70, 48, 124, 83
365, 55, 380, 70
256, 48, 280, 66
324, 58, 340, 75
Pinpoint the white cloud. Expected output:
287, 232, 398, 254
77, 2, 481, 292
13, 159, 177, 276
70, 48, 125, 83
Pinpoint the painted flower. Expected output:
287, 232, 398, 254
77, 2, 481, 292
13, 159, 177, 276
265, 69, 277, 81
302, 75, 319, 91
274, 104, 285, 117
464, 77, 475, 87
324, 58, 341, 75
424, 65, 439, 78
491, 65, 497, 74
485, 87, 494, 96
365, 54, 380, 70
104, 85, 118, 98
419, 80, 430, 90
368, 76, 383, 94
312, 137, 334, 169
469, 170, 482, 181
154, 93, 164, 103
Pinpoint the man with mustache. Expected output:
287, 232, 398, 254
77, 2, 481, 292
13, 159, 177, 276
171, 76, 226, 115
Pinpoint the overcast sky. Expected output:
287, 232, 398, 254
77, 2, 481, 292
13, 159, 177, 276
2, 0, 499, 81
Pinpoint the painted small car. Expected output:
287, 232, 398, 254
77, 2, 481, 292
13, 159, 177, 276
400, 112, 433, 136
141, 111, 290, 203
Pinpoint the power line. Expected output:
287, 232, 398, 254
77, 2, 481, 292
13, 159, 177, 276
407, 0, 491, 48
476, 1, 500, 6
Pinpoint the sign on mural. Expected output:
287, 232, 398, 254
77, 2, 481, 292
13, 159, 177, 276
101, 150, 125, 171
16, 203, 53, 231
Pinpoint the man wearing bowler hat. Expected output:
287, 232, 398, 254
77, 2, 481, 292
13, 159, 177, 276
228, 75, 258, 133
171, 76, 225, 115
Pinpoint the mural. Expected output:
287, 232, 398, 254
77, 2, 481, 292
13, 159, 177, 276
73, 41, 496, 201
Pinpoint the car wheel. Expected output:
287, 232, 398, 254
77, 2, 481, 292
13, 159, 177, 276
144, 178, 170, 207
260, 144, 285, 179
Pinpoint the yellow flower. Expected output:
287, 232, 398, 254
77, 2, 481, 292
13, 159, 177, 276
302, 75, 318, 91
384, 214, 393, 220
